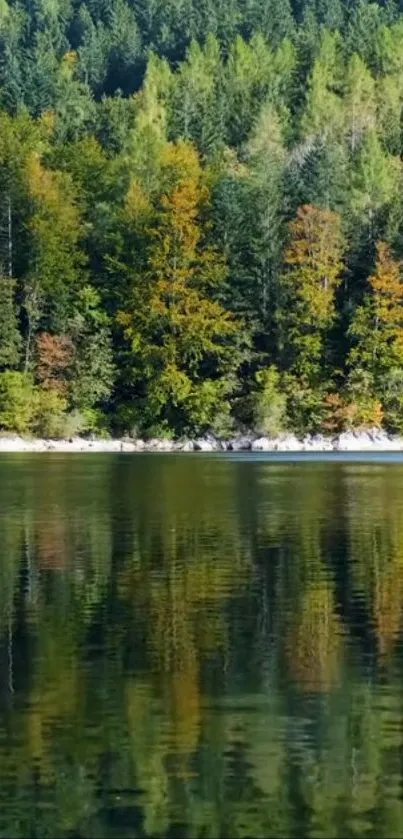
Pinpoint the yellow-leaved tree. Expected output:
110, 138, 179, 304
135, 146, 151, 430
348, 241, 403, 431
118, 140, 243, 436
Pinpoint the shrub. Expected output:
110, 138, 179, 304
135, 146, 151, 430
283, 375, 325, 433
382, 368, 403, 434
343, 368, 383, 430
33, 389, 68, 438
51, 408, 110, 439
0, 371, 37, 434
342, 398, 383, 430
322, 393, 348, 433
185, 378, 235, 437
252, 366, 287, 436
113, 404, 141, 439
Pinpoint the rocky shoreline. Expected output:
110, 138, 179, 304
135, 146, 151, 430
1, 429, 403, 453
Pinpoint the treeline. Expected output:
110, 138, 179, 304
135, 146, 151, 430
2, 0, 403, 437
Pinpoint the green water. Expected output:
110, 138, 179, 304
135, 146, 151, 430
1, 453, 403, 838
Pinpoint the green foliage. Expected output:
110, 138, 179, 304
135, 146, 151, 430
33, 387, 68, 438
343, 368, 384, 429
379, 367, 403, 432
54, 407, 100, 437
283, 374, 327, 433
0, 277, 21, 368
68, 285, 115, 412
252, 366, 288, 436
0, 371, 36, 433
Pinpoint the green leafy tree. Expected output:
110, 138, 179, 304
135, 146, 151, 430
0, 370, 36, 432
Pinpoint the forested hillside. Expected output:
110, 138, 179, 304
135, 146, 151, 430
1, 0, 403, 438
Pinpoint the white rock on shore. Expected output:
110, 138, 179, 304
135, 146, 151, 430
228, 436, 253, 451
251, 434, 304, 452
1, 429, 403, 453
334, 430, 403, 451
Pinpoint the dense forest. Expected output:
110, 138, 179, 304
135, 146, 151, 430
2, 0, 403, 437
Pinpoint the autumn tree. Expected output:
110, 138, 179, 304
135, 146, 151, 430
348, 241, 403, 430
35, 333, 74, 395
349, 242, 403, 372
118, 140, 242, 436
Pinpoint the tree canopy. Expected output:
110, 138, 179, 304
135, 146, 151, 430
1, 0, 403, 436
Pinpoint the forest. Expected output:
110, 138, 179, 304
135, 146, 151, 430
1, 0, 403, 438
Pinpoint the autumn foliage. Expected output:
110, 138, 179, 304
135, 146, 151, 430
118, 141, 241, 434
35, 333, 74, 395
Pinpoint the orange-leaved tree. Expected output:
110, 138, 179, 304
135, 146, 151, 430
35, 333, 74, 395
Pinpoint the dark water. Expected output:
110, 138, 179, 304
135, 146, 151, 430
1, 453, 403, 838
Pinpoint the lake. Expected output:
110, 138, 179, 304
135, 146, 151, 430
0, 452, 403, 838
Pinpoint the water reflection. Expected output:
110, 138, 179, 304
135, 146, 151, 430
0, 455, 403, 837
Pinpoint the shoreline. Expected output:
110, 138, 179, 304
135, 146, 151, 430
1, 429, 403, 453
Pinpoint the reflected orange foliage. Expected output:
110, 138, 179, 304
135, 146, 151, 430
36, 516, 69, 571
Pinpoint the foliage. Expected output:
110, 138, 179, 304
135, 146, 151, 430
35, 332, 74, 394
279, 204, 345, 410
0, 276, 21, 368
343, 368, 384, 429
283, 374, 328, 433
0, 371, 36, 433
117, 141, 242, 435
349, 241, 403, 377
252, 366, 288, 436
68, 286, 115, 413
33, 387, 68, 438
1, 1, 403, 435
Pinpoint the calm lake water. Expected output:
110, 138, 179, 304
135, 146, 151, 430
1, 453, 403, 838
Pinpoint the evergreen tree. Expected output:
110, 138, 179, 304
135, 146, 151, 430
0, 275, 21, 368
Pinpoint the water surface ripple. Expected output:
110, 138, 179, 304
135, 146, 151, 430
0, 453, 402, 837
